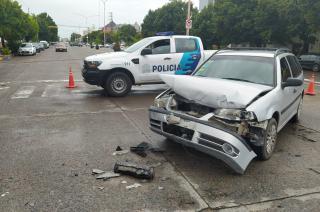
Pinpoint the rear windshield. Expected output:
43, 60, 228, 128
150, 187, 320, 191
194, 55, 274, 86
21, 43, 32, 47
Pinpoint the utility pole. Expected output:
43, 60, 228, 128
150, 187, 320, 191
101, 0, 107, 46
186, 0, 192, 35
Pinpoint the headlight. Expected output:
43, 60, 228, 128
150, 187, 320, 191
87, 61, 102, 68
214, 109, 256, 121
153, 95, 176, 109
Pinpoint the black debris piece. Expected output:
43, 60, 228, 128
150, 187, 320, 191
130, 142, 150, 157
150, 147, 166, 153
116, 146, 123, 151
114, 162, 154, 180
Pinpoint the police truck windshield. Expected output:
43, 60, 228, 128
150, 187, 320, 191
194, 55, 274, 86
125, 37, 154, 53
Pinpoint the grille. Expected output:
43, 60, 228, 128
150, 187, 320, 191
162, 123, 194, 141
150, 119, 161, 130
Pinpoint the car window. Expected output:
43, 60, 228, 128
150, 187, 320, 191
146, 39, 171, 55
280, 57, 292, 82
194, 55, 274, 86
175, 38, 197, 53
287, 56, 302, 77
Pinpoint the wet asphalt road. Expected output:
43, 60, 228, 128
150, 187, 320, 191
0, 47, 319, 212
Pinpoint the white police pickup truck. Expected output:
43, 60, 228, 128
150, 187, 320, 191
82, 33, 215, 96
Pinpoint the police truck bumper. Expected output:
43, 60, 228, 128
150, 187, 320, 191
82, 67, 102, 86
149, 106, 257, 174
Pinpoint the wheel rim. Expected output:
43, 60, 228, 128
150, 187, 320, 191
112, 77, 126, 93
313, 64, 319, 72
266, 124, 277, 154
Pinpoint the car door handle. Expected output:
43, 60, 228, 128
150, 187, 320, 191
293, 88, 297, 93
164, 57, 172, 60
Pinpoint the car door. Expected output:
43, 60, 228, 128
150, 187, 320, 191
172, 37, 202, 75
278, 56, 294, 127
139, 38, 175, 82
286, 55, 304, 116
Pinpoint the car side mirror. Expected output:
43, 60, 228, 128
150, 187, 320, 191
282, 78, 303, 89
141, 48, 152, 56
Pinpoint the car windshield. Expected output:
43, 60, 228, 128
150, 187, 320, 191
125, 37, 154, 53
194, 55, 274, 86
21, 43, 32, 47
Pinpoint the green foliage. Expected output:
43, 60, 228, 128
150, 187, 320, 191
1, 47, 11, 55
141, 0, 198, 37
118, 24, 137, 45
25, 15, 39, 42
36, 12, 58, 42
70, 33, 81, 42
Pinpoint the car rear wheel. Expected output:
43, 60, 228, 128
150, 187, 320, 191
312, 64, 319, 72
104, 72, 132, 97
255, 118, 278, 160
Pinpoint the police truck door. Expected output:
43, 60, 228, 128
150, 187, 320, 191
139, 38, 175, 82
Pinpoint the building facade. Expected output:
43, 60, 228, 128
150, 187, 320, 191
199, 0, 215, 10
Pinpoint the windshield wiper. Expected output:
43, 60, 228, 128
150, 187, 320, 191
222, 78, 254, 83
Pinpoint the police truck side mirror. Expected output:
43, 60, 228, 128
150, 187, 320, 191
141, 48, 152, 56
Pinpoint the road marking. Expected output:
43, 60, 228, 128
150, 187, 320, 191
0, 86, 9, 90
41, 84, 62, 98
11, 86, 35, 99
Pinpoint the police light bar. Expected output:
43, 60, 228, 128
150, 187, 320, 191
155, 32, 174, 36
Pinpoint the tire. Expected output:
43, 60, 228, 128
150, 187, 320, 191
104, 72, 132, 97
292, 95, 303, 122
255, 118, 278, 160
312, 64, 319, 72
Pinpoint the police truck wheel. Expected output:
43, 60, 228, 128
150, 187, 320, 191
105, 72, 132, 97
255, 118, 278, 160
312, 64, 319, 72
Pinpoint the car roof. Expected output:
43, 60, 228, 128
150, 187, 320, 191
216, 49, 294, 58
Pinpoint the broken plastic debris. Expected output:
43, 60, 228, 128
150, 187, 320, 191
130, 142, 150, 157
126, 183, 142, 190
1, 192, 9, 197
114, 162, 154, 180
98, 187, 105, 190
92, 169, 105, 175
96, 171, 120, 180
112, 150, 129, 156
121, 180, 127, 184
158, 186, 164, 190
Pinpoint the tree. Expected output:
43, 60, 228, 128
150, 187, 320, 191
37, 13, 58, 41
70, 33, 81, 42
25, 15, 39, 42
0, 0, 28, 50
141, 0, 198, 37
118, 24, 137, 45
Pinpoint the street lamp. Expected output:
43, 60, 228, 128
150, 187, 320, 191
101, 0, 108, 46
186, 0, 192, 35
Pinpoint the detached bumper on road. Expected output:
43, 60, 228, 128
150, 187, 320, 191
149, 106, 256, 174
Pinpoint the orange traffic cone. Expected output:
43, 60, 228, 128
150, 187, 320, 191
305, 73, 316, 96
66, 67, 77, 89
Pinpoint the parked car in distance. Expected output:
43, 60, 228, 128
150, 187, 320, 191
18, 43, 37, 56
40, 41, 49, 49
33, 43, 41, 53
149, 48, 304, 174
298, 53, 320, 71
38, 43, 45, 51
55, 43, 67, 52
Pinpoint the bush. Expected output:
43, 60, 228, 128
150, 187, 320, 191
1, 47, 11, 55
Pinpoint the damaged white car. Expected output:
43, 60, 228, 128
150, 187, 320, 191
149, 48, 304, 174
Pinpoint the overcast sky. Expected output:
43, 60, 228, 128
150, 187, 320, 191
16, 0, 200, 38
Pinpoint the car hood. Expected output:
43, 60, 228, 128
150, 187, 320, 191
160, 75, 273, 109
85, 52, 128, 62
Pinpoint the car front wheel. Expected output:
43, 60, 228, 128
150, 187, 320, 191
104, 72, 132, 97
255, 118, 278, 160
313, 64, 319, 72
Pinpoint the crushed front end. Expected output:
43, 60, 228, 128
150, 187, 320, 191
149, 90, 268, 174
